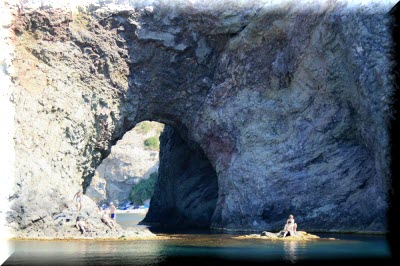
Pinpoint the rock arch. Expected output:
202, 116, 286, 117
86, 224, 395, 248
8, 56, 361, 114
6, 0, 396, 234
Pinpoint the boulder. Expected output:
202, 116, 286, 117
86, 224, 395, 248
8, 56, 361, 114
235, 231, 320, 241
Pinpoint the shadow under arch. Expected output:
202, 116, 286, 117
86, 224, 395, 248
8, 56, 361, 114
86, 116, 220, 230
140, 124, 219, 230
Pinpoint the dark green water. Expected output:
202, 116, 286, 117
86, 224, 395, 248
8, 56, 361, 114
4, 213, 393, 265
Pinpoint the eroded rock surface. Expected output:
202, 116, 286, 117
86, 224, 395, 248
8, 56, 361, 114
3, 0, 396, 237
85, 121, 163, 205
142, 126, 218, 228
11, 194, 155, 239
234, 231, 321, 241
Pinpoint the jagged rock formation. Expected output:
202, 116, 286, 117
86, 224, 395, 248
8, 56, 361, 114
3, 0, 396, 237
85, 121, 163, 205
10, 194, 156, 239
142, 126, 218, 228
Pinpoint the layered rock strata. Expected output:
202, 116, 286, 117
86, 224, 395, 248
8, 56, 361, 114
4, 0, 396, 236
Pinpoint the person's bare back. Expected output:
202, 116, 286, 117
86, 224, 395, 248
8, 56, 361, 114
75, 218, 93, 234
73, 190, 83, 213
282, 214, 297, 237
98, 207, 115, 229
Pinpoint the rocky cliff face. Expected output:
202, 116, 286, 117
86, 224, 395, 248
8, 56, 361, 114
4, 0, 396, 236
85, 121, 163, 205
142, 126, 218, 228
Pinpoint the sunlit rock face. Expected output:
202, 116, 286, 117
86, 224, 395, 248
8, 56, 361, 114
85, 121, 163, 205
5, 0, 395, 236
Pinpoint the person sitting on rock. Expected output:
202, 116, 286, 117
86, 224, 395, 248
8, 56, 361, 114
282, 214, 297, 237
75, 216, 93, 234
73, 190, 83, 213
98, 207, 115, 229
109, 202, 117, 222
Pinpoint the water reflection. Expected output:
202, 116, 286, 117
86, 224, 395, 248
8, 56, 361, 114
6, 239, 166, 265
283, 241, 306, 263
5, 231, 391, 265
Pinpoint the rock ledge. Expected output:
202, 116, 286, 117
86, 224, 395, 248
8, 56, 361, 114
233, 231, 329, 241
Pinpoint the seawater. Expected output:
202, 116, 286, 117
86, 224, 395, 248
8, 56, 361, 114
4, 213, 392, 265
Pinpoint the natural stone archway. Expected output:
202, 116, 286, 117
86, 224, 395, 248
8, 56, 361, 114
85, 121, 163, 206
4, 0, 397, 236
142, 126, 218, 229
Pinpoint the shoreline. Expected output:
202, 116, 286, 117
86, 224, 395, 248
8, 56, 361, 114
7, 235, 177, 241
6, 231, 387, 241
116, 209, 148, 214
210, 227, 387, 235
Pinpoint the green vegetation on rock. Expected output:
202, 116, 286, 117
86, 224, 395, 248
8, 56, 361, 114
136, 121, 165, 134
136, 121, 152, 134
144, 136, 160, 150
129, 172, 158, 205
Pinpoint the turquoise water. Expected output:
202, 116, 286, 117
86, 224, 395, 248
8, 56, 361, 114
4, 213, 393, 265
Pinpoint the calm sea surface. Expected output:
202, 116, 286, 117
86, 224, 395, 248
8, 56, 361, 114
4, 213, 393, 265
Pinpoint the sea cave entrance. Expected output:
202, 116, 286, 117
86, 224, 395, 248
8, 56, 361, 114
84, 121, 219, 232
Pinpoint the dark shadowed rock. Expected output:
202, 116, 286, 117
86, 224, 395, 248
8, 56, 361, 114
3, 0, 396, 237
141, 126, 218, 228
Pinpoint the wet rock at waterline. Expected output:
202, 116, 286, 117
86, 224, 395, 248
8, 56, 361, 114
234, 231, 321, 241
4, 0, 396, 237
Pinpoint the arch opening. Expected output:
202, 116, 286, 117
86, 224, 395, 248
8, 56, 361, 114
6, 0, 394, 237
84, 120, 219, 230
